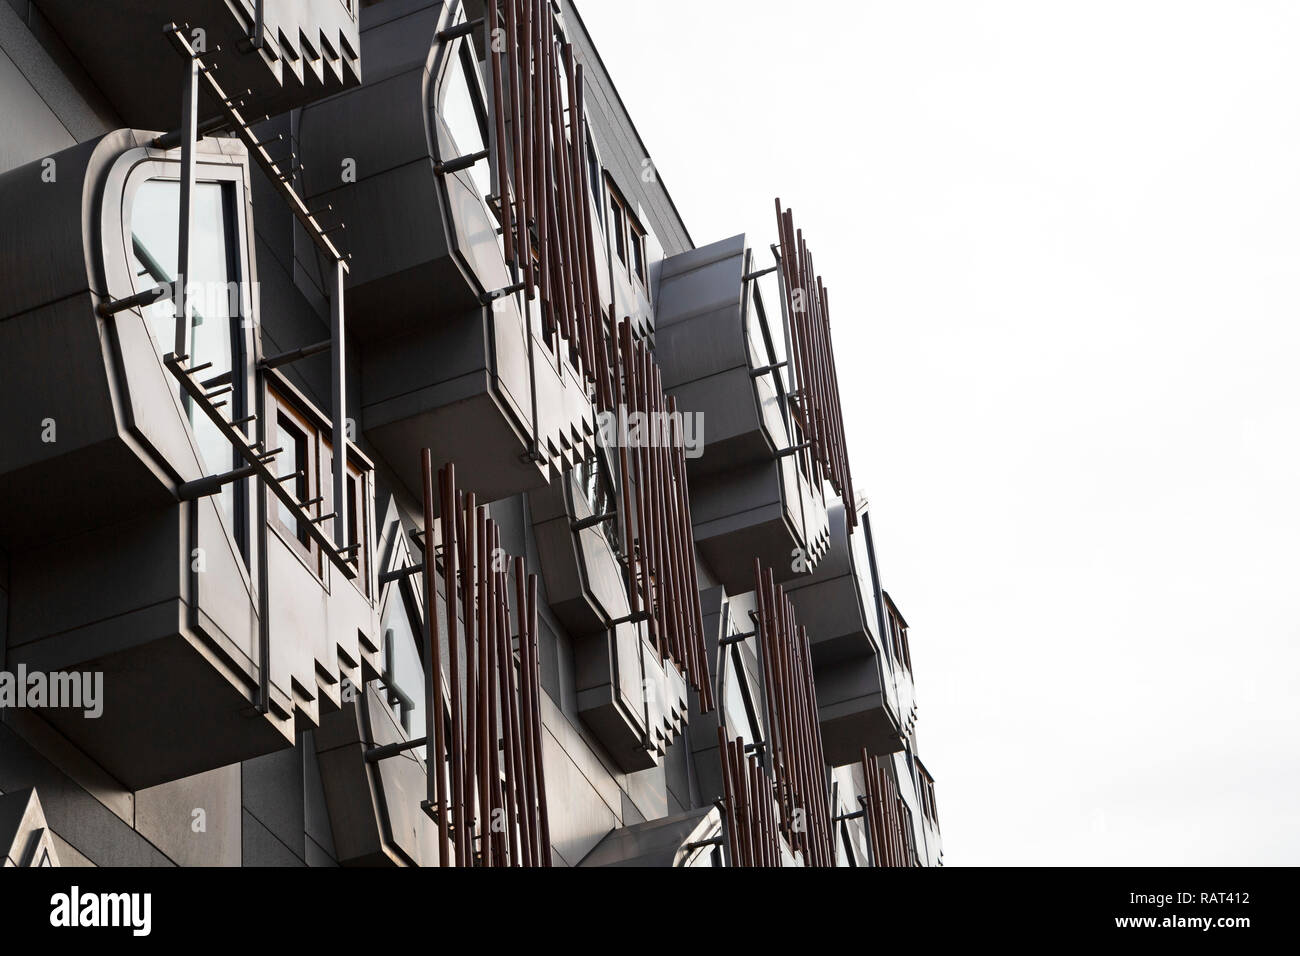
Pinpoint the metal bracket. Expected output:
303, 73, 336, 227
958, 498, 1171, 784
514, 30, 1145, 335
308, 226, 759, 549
96, 286, 169, 318
436, 149, 491, 176
570, 511, 617, 532
750, 360, 788, 379
258, 339, 331, 371
366, 737, 428, 764
775, 441, 813, 459
437, 17, 485, 42
481, 280, 527, 305
742, 264, 779, 283
378, 564, 426, 587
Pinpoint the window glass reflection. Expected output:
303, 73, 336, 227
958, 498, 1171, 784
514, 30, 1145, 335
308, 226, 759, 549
442, 41, 491, 198
722, 646, 763, 742
131, 178, 243, 533
574, 455, 619, 550
381, 584, 427, 756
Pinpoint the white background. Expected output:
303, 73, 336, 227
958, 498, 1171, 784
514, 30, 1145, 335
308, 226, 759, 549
577, 0, 1300, 865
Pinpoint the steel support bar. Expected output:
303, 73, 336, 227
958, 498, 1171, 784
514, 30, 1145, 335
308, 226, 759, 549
481, 281, 527, 305
718, 630, 756, 647
329, 259, 348, 552
437, 16, 485, 41
749, 360, 789, 378
153, 113, 232, 151
173, 50, 199, 360
164, 354, 358, 578
378, 564, 425, 586
97, 286, 168, 318
420, 451, 449, 865
365, 737, 428, 763
435, 149, 491, 175
775, 442, 813, 459
570, 511, 617, 532
178, 464, 259, 501
258, 338, 332, 371
742, 264, 779, 282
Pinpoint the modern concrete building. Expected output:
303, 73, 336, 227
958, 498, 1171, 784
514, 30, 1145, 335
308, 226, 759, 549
0, 0, 941, 867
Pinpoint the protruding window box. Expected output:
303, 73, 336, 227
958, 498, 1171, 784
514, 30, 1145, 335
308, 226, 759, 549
0, 134, 378, 790
314, 502, 443, 866
532, 459, 688, 772
533, 461, 687, 771
33, 0, 360, 128
579, 805, 724, 867
298, 1, 601, 502
655, 235, 829, 595
529, 461, 629, 636
785, 503, 905, 763
572, 622, 687, 774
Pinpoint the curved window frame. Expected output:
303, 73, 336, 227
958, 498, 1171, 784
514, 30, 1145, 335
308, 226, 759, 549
436, 33, 493, 200
100, 145, 261, 569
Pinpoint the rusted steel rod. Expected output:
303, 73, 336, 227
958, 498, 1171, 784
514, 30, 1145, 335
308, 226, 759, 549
475, 505, 492, 866
609, 319, 714, 713
751, 559, 834, 866
487, 0, 609, 390
716, 731, 787, 867
461, 490, 479, 850
440, 465, 466, 865
417, 458, 552, 866
514, 556, 537, 867
773, 200, 857, 526
420, 451, 450, 865
526, 573, 552, 865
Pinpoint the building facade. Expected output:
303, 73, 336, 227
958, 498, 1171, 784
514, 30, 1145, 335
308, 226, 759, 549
0, 0, 941, 867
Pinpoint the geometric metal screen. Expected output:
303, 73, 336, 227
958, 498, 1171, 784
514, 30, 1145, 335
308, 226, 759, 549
774, 199, 857, 527
716, 727, 783, 867
716, 561, 834, 867
612, 316, 714, 713
421, 454, 551, 867
860, 751, 916, 868
488, 0, 611, 409
752, 559, 834, 866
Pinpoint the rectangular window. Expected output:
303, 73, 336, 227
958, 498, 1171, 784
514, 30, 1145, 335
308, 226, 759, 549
267, 384, 371, 593
630, 220, 647, 286
130, 177, 248, 549
323, 442, 371, 597
276, 414, 311, 546
586, 131, 602, 216
605, 177, 650, 291
269, 392, 319, 569
611, 195, 627, 265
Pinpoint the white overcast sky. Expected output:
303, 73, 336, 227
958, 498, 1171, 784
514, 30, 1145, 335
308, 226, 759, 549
577, 0, 1300, 865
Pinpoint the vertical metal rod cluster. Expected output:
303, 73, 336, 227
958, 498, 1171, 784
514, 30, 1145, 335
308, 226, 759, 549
753, 559, 834, 866
161, 24, 356, 572
612, 316, 714, 713
716, 728, 783, 867
420, 453, 551, 867
774, 200, 857, 528
490, 0, 613, 410
860, 751, 916, 867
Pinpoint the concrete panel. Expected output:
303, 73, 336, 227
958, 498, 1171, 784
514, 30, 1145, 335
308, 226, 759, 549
135, 764, 242, 867
242, 747, 305, 862
242, 808, 305, 867
0, 45, 73, 175
0, 725, 172, 866
541, 725, 618, 868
